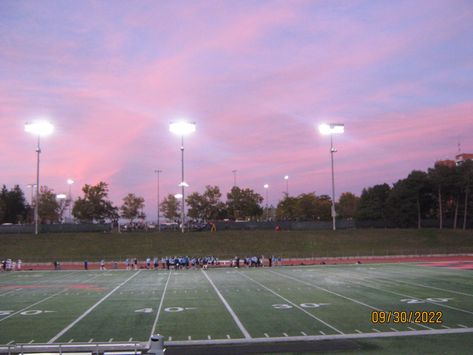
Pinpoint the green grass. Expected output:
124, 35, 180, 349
1, 263, 473, 354
1, 229, 473, 262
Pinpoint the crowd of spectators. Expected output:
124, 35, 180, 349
1, 259, 22, 271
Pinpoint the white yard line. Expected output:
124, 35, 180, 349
201, 270, 251, 339
268, 270, 434, 331
0, 288, 67, 323
238, 271, 344, 335
345, 275, 473, 317
149, 271, 172, 337
48, 270, 142, 343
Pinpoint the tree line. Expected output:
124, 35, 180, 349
1, 159, 472, 229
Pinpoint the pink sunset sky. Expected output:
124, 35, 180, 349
1, 0, 473, 219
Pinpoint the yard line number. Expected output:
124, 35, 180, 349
272, 303, 329, 310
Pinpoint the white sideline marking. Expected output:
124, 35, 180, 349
48, 270, 142, 343
0, 289, 20, 297
458, 324, 467, 328
150, 271, 172, 337
0, 289, 67, 323
301, 331, 307, 336
201, 270, 251, 339
238, 271, 343, 335
166, 327, 473, 346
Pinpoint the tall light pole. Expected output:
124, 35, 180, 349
67, 179, 74, 222
169, 121, 196, 233
284, 175, 289, 196
25, 121, 54, 235
319, 123, 344, 231
154, 169, 162, 231
263, 184, 269, 221
232, 170, 237, 187
26, 184, 36, 205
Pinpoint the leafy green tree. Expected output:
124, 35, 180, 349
356, 184, 391, 225
276, 194, 299, 220
336, 192, 360, 219
37, 186, 64, 223
458, 160, 473, 230
428, 161, 457, 229
120, 193, 146, 223
186, 185, 226, 221
0, 185, 28, 224
72, 182, 118, 223
226, 186, 263, 220
161, 194, 180, 222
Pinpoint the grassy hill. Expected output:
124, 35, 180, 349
1, 229, 473, 262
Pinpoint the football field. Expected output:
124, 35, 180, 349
1, 263, 473, 354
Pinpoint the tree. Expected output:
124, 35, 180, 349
226, 186, 263, 220
37, 186, 64, 223
161, 194, 180, 222
120, 193, 146, 223
428, 161, 457, 229
186, 185, 226, 221
276, 194, 299, 220
0, 185, 28, 224
356, 184, 391, 225
458, 160, 473, 230
336, 192, 360, 219
72, 182, 118, 223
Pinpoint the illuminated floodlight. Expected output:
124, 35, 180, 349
174, 193, 183, 199
318, 123, 344, 135
67, 179, 74, 185
284, 175, 289, 180
263, 184, 269, 189
56, 193, 67, 199
25, 121, 54, 136
169, 121, 196, 136
178, 181, 189, 187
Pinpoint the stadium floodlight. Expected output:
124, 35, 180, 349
318, 122, 344, 231
67, 179, 74, 222
178, 181, 189, 187
169, 121, 196, 232
284, 175, 289, 196
25, 120, 54, 235
56, 193, 67, 199
174, 193, 183, 199
263, 184, 269, 221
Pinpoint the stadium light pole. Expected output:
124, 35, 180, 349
26, 184, 36, 205
264, 184, 269, 221
284, 175, 289, 196
318, 123, 344, 231
169, 121, 196, 233
67, 179, 74, 222
154, 170, 162, 231
25, 121, 54, 235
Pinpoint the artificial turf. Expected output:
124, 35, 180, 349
0, 263, 473, 354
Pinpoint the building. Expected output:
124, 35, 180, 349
456, 153, 473, 166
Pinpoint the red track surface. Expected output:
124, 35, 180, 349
8, 254, 473, 271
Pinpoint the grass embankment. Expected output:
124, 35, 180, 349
1, 229, 472, 262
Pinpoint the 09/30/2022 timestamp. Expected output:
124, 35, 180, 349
371, 311, 443, 324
